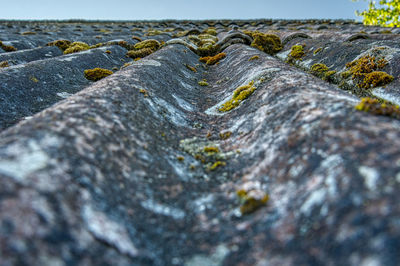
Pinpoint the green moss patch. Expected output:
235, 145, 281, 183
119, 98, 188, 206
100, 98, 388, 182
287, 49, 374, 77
355, 97, 400, 119
218, 81, 256, 112
84, 68, 113, 81
346, 55, 394, 89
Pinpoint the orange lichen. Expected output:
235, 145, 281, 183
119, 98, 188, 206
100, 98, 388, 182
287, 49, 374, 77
199, 52, 226, 65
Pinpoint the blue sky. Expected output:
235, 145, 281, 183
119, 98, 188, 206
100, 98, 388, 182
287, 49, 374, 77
1, 0, 369, 20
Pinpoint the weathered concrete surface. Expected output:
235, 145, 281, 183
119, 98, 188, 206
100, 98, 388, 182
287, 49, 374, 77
0, 45, 128, 130
0, 46, 62, 66
1, 42, 400, 266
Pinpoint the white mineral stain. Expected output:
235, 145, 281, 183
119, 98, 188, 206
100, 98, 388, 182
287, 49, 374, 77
83, 205, 138, 258
141, 199, 185, 220
56, 92, 73, 99
0, 140, 50, 181
358, 166, 380, 191
185, 244, 230, 266
300, 188, 327, 216
137, 59, 161, 67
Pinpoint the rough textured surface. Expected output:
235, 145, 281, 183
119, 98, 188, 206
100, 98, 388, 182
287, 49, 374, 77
0, 20, 400, 266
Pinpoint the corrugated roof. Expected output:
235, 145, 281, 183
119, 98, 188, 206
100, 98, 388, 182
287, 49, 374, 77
1, 20, 400, 265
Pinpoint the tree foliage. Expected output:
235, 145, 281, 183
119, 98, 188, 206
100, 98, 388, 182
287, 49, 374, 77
354, 0, 400, 27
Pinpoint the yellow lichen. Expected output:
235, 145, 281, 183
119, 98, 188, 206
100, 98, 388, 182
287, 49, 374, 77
355, 97, 400, 119
218, 81, 256, 112
177, 156, 185, 161
105, 50, 111, 54
84, 68, 113, 81
199, 52, 226, 65
236, 189, 269, 215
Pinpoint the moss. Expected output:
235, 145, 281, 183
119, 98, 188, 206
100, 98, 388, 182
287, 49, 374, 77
355, 97, 400, 119
126, 48, 154, 59
208, 161, 226, 171
0, 61, 9, 68
218, 81, 256, 112
203, 146, 219, 154
346, 55, 393, 89
199, 52, 226, 65
90, 43, 104, 49
185, 64, 197, 72
198, 80, 209, 86
203, 28, 217, 36
289, 44, 305, 60
133, 39, 160, 51
249, 32, 282, 55
249, 55, 260, 61
84, 68, 113, 81
64, 42, 90, 54
105, 50, 111, 54
310, 63, 329, 73
341, 70, 352, 79
0, 41, 17, 52
145, 29, 164, 36
236, 189, 269, 215
219, 131, 232, 140
177, 156, 185, 161
313, 47, 322, 55
363, 71, 394, 88
309, 63, 336, 81
47, 40, 72, 51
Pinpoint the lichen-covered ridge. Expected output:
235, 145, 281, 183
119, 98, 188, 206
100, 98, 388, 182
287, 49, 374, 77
0, 20, 400, 266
